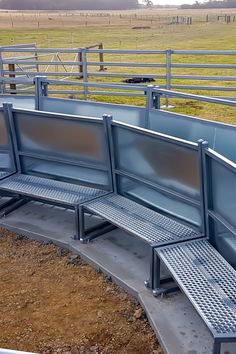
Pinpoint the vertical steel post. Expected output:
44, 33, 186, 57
0, 47, 4, 94
103, 114, 117, 194
165, 49, 172, 108
2, 102, 17, 173
198, 139, 209, 238
102, 114, 114, 193
153, 92, 161, 109
82, 48, 88, 100
145, 85, 154, 129
3, 103, 21, 173
34, 76, 48, 111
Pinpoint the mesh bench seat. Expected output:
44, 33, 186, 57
0, 174, 109, 239
0, 105, 113, 239
0, 174, 107, 205
154, 239, 236, 354
0, 171, 15, 180
80, 193, 203, 287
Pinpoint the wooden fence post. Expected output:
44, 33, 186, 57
8, 63, 16, 94
99, 43, 105, 72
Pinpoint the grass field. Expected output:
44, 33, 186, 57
0, 8, 236, 124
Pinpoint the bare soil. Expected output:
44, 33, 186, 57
0, 229, 162, 354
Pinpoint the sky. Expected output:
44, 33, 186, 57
151, 0, 195, 4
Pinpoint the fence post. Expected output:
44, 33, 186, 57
82, 48, 88, 100
8, 63, 16, 94
34, 76, 48, 111
98, 43, 105, 72
34, 44, 39, 73
165, 49, 172, 108
78, 49, 83, 79
145, 85, 154, 129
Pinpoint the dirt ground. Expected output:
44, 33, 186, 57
0, 229, 162, 354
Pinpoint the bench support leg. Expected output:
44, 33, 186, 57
213, 340, 221, 354
152, 250, 179, 297
74, 206, 80, 241
145, 247, 157, 289
78, 205, 85, 242
78, 206, 117, 244
0, 198, 29, 218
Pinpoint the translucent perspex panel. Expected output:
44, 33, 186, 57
209, 155, 236, 229
117, 175, 201, 227
12, 110, 111, 188
113, 125, 201, 201
14, 111, 107, 165
210, 216, 236, 269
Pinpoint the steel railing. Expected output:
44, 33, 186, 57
1, 47, 236, 100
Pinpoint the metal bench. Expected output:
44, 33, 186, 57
154, 239, 236, 354
0, 104, 113, 239
151, 148, 236, 353
79, 120, 206, 286
0, 105, 16, 180
0, 105, 19, 211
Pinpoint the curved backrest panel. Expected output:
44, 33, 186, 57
41, 97, 146, 128
111, 121, 203, 230
10, 108, 112, 190
204, 148, 236, 267
149, 109, 236, 163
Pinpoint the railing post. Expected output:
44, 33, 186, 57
165, 49, 172, 108
152, 88, 161, 109
145, 85, 154, 129
81, 48, 88, 100
34, 76, 48, 111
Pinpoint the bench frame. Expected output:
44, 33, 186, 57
0, 104, 114, 239
79, 117, 207, 287
153, 240, 236, 354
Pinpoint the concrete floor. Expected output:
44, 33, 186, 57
0, 200, 231, 354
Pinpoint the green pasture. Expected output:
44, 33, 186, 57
0, 14, 236, 124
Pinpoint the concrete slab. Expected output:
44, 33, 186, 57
0, 202, 215, 354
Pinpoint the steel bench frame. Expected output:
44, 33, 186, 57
152, 147, 236, 354
0, 105, 113, 239
79, 118, 207, 287
153, 239, 236, 354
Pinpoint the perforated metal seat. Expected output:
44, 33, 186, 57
0, 174, 107, 205
0, 171, 14, 180
155, 239, 236, 353
82, 193, 200, 245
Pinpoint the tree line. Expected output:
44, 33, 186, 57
181, 0, 236, 9
0, 0, 139, 10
